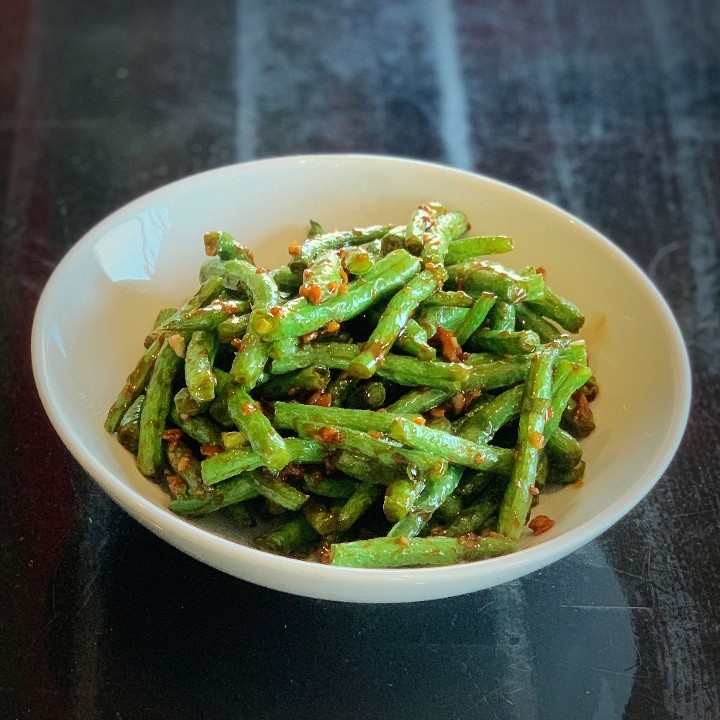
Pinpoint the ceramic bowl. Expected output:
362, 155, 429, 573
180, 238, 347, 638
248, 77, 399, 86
32, 155, 691, 602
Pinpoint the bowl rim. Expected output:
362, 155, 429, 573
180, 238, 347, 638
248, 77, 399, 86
31, 153, 693, 599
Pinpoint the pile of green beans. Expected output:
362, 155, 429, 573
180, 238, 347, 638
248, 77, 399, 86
105, 202, 597, 568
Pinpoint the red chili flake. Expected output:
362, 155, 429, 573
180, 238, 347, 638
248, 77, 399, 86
315, 426, 344, 444
279, 462, 305, 484
530, 431, 546, 449
528, 515, 555, 535
177, 457, 190, 473
325, 320, 340, 333
573, 479, 585, 489
328, 281, 339, 293
429, 406, 446, 418
434, 327, 464, 363
316, 542, 332, 564
200, 444, 224, 457
241, 402, 256, 415
269, 306, 283, 317
255, 267, 267, 274
411, 416, 426, 426
301, 330, 319, 343
230, 337, 244, 350
395, 536, 410, 548
307, 390, 332, 407
305, 284, 323, 304
166, 475, 186, 498
461, 390, 482, 412
162, 428, 184, 442
457, 532, 480, 549
529, 485, 540, 496
536, 267, 546, 277
449, 392, 466, 417
288, 240, 302, 256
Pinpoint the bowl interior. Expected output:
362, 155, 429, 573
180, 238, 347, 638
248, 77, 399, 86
32, 155, 691, 602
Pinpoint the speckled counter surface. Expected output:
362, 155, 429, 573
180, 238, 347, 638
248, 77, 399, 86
1, 2, 718, 718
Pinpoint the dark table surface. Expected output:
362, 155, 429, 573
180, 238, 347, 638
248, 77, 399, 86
2, 1, 719, 718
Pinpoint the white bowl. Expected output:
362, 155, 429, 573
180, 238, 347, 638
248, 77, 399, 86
32, 155, 691, 602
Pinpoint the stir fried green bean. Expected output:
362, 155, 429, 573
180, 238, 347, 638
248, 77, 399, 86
105, 202, 598, 567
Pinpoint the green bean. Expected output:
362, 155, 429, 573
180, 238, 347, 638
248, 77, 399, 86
229, 330, 269, 390
225, 502, 255, 528
226, 386, 291, 473
547, 459, 586, 485
526, 286, 584, 333
393, 319, 436, 360
152, 298, 249, 336
302, 473, 358, 499
453, 292, 497, 346
299, 250, 344, 304
221, 430, 249, 450
514, 303, 562, 342
421, 290, 475, 307
203, 230, 255, 263
245, 473, 309, 511
105, 277, 226, 433
170, 406, 224, 447
330, 534, 515, 568
383, 477, 426, 522
348, 270, 438, 378
185, 330, 219, 403
273, 401, 395, 435
345, 380, 387, 409
453, 385, 524, 443
252, 250, 421, 341
416, 305, 468, 336
169, 473, 259, 516
498, 343, 559, 540
216, 314, 250, 343
292, 223, 393, 268
255, 366, 330, 400
201, 437, 324, 486
333, 450, 411, 486
270, 265, 303, 294
200, 258, 280, 308
547, 360, 594, 437
342, 246, 375, 275
487, 301, 516, 332
446, 260, 545, 303
297, 423, 446, 478
465, 328, 541, 355
384, 387, 452, 415
545, 427, 584, 470
137, 341, 183, 477
116, 394, 144, 454
444, 495, 500, 537
387, 465, 463, 539
271, 342, 468, 393
387, 417, 514, 473
339, 483, 383, 530
445, 235, 514, 265
166, 439, 204, 495
255, 517, 318, 555
461, 356, 531, 392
